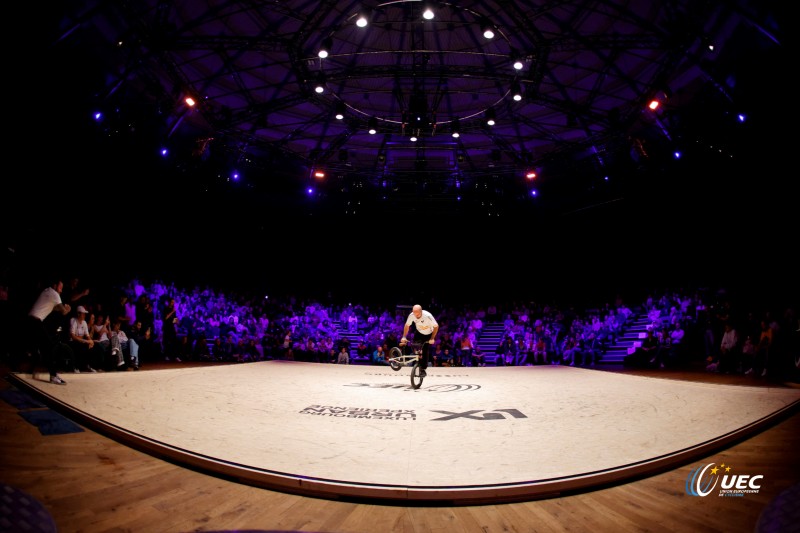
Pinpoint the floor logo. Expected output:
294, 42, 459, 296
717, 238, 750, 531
345, 383, 481, 392
685, 463, 763, 497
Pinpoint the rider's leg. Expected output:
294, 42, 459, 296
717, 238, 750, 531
419, 333, 432, 370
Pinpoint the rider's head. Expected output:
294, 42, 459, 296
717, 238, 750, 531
412, 305, 422, 318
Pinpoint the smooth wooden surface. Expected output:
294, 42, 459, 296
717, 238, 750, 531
2, 361, 799, 533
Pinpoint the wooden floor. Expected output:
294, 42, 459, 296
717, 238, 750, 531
1, 360, 799, 533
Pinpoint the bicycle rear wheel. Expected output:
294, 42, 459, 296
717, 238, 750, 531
389, 347, 403, 371
410, 361, 424, 389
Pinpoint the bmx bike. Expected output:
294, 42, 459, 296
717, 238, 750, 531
387, 341, 428, 389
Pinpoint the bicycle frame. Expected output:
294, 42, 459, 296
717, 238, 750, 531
387, 342, 423, 369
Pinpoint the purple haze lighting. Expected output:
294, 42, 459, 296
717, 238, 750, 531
530, 189, 537, 196
93, 112, 103, 121
307, 187, 313, 194
160, 148, 168, 157
232, 171, 240, 180
673, 151, 682, 159
738, 114, 746, 123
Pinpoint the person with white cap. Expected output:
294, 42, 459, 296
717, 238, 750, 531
25, 277, 72, 384
69, 305, 98, 373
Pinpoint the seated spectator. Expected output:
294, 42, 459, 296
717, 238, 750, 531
336, 345, 350, 364
69, 306, 99, 373
531, 337, 547, 365
471, 346, 485, 367
192, 333, 212, 362
91, 312, 113, 368
371, 345, 387, 365
624, 329, 658, 367
109, 319, 136, 370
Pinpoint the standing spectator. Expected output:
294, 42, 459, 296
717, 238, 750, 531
26, 277, 72, 384
161, 297, 180, 361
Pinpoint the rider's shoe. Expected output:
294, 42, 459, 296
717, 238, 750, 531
420, 369, 427, 377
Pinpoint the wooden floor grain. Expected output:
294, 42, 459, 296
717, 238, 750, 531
1, 362, 798, 533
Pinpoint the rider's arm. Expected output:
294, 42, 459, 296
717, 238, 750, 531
401, 325, 409, 341
430, 325, 439, 343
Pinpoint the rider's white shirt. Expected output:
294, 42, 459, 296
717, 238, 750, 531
405, 310, 438, 335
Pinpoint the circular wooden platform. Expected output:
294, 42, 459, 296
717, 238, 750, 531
8, 361, 800, 504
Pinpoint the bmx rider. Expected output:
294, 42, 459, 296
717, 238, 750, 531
401, 304, 439, 377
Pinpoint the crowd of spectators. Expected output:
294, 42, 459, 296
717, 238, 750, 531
3, 270, 798, 382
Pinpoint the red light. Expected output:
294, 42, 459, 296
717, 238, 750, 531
648, 100, 660, 111
184, 96, 196, 107
525, 171, 537, 179
313, 170, 326, 179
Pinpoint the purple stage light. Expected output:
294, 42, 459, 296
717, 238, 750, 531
93, 112, 103, 121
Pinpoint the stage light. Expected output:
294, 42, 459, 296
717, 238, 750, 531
335, 101, 346, 120
313, 169, 326, 178
422, 5, 435, 20
481, 18, 495, 39
184, 96, 196, 107
485, 108, 496, 126
451, 118, 460, 138
648, 99, 660, 111
93, 111, 103, 121
526, 171, 537, 179
314, 72, 326, 94
368, 117, 378, 134
318, 37, 332, 59
511, 82, 522, 101
356, 8, 372, 27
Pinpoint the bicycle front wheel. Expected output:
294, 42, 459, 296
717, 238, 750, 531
389, 347, 403, 371
410, 361, 424, 389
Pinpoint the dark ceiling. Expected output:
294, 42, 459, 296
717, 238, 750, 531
36, 1, 787, 221
5, 1, 792, 302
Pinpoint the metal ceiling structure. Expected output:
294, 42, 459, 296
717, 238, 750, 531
52, 0, 783, 219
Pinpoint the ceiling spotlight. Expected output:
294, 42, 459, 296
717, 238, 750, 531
511, 81, 522, 101
318, 37, 332, 59
481, 19, 495, 39
368, 116, 378, 134
356, 8, 372, 27
485, 108, 496, 126
422, 5, 435, 20
410, 134, 418, 142
335, 101, 346, 120
451, 118, 460, 138
314, 72, 326, 94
